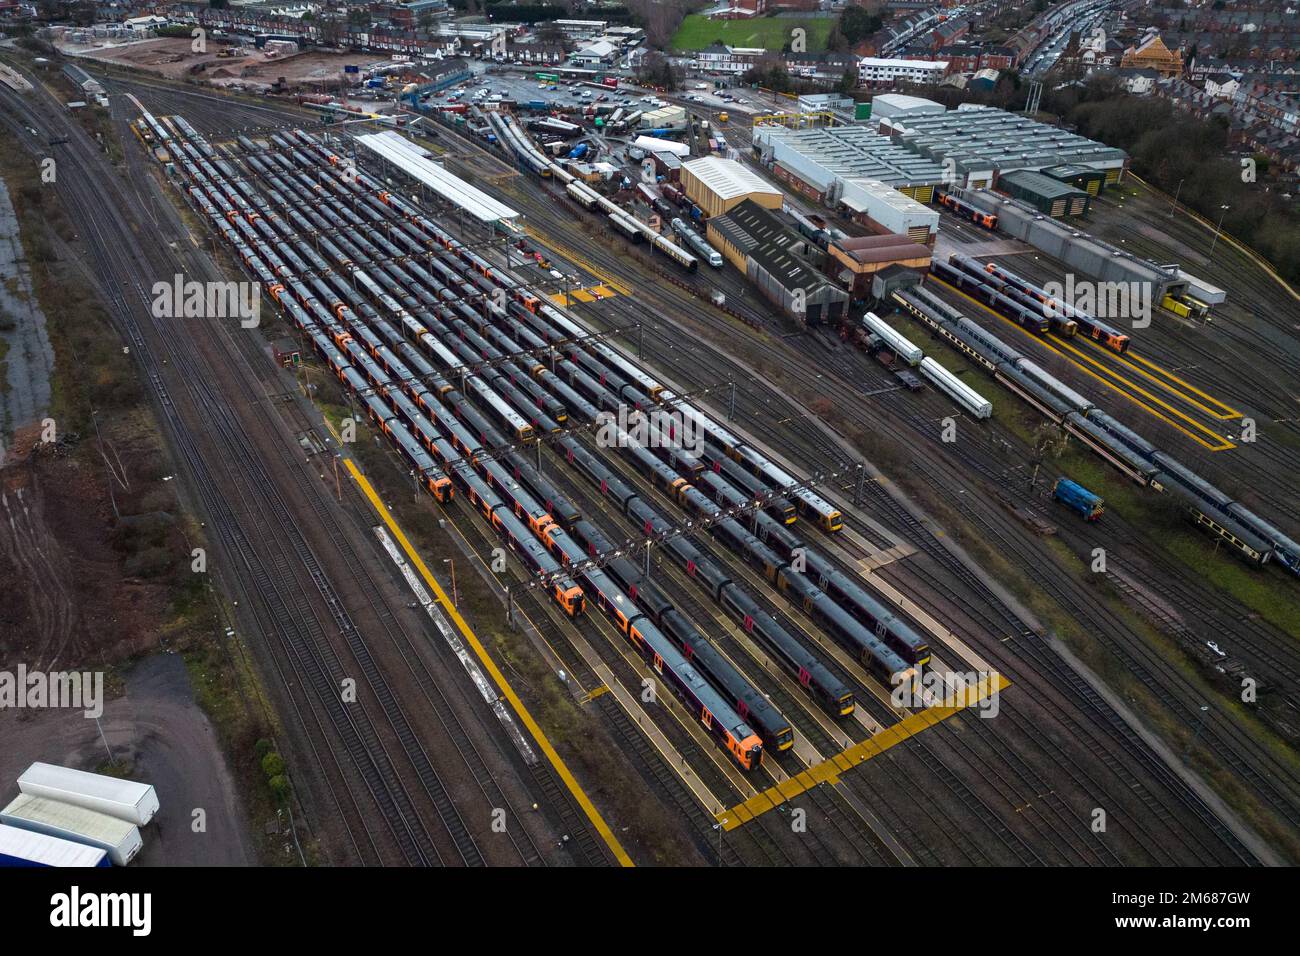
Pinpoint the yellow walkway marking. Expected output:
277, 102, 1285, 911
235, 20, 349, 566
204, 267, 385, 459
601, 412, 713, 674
343, 459, 634, 867
1051, 337, 1234, 450
547, 284, 622, 305
524, 225, 632, 296
1115, 349, 1240, 419
716, 673, 1011, 831
934, 280, 1234, 452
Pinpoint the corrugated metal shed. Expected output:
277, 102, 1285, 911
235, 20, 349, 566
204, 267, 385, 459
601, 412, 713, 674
752, 124, 944, 203
997, 169, 1091, 217
681, 156, 783, 217
883, 105, 1127, 187
357, 130, 519, 224
1040, 163, 1107, 196
839, 177, 938, 241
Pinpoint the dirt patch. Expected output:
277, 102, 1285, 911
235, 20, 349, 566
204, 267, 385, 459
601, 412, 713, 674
68, 37, 391, 93
0, 652, 256, 866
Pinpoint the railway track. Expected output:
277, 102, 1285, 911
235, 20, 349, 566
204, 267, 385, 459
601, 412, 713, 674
2, 78, 572, 866
522, 208, 1278, 863
65, 76, 1284, 868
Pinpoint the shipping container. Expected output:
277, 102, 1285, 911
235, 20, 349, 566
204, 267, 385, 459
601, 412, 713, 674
0, 795, 143, 866
0, 822, 110, 868
19, 762, 160, 826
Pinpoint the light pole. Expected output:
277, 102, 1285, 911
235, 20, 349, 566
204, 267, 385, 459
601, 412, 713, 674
1184, 704, 1210, 758
1167, 177, 1184, 217
1208, 204, 1230, 258
442, 558, 458, 608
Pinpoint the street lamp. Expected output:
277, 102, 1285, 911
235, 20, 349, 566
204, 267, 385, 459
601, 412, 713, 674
1208, 204, 1230, 258
1184, 704, 1210, 758
442, 558, 458, 608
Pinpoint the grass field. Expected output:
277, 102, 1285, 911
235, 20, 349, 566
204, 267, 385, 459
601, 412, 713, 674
670, 14, 833, 53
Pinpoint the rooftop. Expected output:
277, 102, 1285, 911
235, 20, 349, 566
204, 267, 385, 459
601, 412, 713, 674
755, 124, 947, 189
682, 156, 782, 203
883, 105, 1128, 176
356, 131, 518, 224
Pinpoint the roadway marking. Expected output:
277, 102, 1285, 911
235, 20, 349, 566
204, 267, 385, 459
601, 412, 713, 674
343, 459, 635, 867
933, 279, 1235, 451
716, 672, 1011, 831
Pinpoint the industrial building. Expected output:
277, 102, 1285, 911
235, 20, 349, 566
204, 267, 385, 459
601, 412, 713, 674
752, 124, 946, 205
838, 177, 938, 244
357, 131, 520, 226
706, 200, 848, 326
640, 105, 686, 129
868, 92, 946, 124
681, 156, 783, 218
828, 234, 933, 296
881, 104, 1129, 188
963, 190, 1180, 298
61, 62, 104, 98
1040, 163, 1108, 196
996, 169, 1092, 217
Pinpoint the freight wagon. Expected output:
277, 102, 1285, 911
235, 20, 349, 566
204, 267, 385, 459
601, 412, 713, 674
18, 762, 160, 826
0, 823, 110, 868
0, 795, 142, 866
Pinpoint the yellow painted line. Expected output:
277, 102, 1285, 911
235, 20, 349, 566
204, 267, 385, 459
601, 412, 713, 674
1052, 336, 1235, 450
718, 673, 1011, 831
524, 225, 632, 296
1118, 349, 1241, 419
546, 285, 620, 305
935, 280, 1235, 452
343, 459, 635, 867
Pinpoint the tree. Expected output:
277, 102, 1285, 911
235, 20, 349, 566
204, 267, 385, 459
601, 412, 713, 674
743, 56, 793, 94
839, 5, 882, 47
837, 69, 857, 96
636, 50, 680, 91
825, 23, 848, 53
262, 752, 286, 777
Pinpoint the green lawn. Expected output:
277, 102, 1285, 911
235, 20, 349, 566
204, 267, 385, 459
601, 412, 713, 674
670, 14, 833, 53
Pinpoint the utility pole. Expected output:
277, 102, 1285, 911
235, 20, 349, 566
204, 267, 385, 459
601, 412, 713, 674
1208, 204, 1230, 259
443, 558, 458, 607
1184, 704, 1210, 758
1167, 178, 1184, 218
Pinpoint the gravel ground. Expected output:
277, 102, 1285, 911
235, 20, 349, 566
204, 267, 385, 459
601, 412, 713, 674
0, 652, 256, 866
